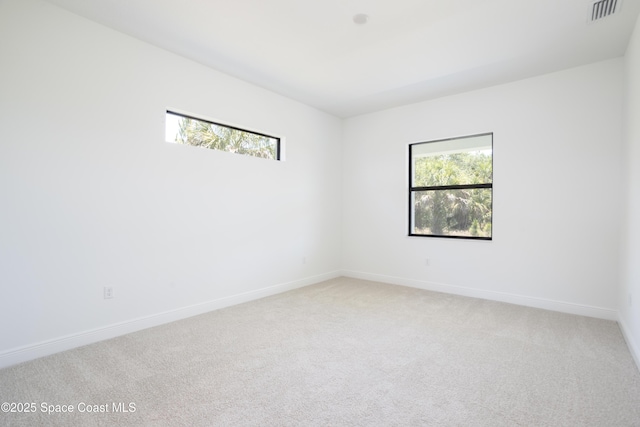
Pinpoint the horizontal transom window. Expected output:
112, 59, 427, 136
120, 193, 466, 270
165, 111, 280, 160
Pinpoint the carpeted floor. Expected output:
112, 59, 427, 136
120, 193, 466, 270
1, 277, 639, 426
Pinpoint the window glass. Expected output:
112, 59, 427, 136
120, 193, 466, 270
409, 133, 493, 239
165, 111, 280, 160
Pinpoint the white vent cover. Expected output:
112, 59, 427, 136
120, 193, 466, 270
589, 0, 621, 22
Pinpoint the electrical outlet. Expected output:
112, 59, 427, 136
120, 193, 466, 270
104, 287, 114, 299
302, 256, 307, 265
425, 258, 431, 267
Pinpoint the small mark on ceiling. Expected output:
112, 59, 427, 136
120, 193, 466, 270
353, 14, 369, 25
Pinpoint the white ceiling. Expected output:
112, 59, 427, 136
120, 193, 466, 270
43, 0, 640, 117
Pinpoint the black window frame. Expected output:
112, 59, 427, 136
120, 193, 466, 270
166, 110, 281, 161
408, 132, 493, 240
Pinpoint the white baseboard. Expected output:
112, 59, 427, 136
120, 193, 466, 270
618, 316, 640, 372
342, 270, 618, 321
0, 271, 341, 369
2, 271, 627, 371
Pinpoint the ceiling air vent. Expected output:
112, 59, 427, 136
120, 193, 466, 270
589, 0, 620, 22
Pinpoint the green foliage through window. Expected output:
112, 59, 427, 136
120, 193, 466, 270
165, 111, 280, 160
409, 134, 492, 239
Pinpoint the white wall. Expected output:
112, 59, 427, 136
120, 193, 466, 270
0, 0, 342, 366
620, 15, 640, 368
342, 59, 624, 319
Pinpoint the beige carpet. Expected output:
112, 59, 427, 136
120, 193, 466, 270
1, 277, 639, 426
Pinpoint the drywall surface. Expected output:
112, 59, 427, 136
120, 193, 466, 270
0, 0, 342, 362
342, 58, 624, 318
620, 15, 640, 368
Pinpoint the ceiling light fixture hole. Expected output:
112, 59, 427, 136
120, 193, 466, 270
353, 14, 369, 25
